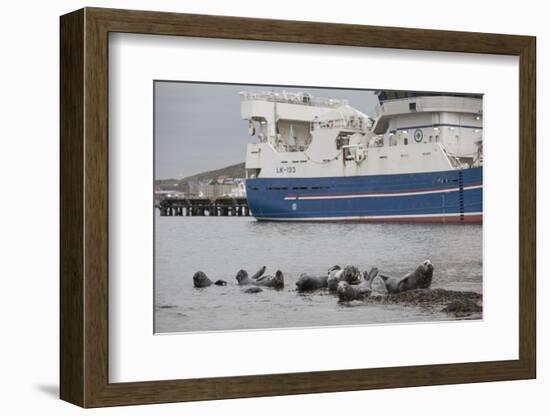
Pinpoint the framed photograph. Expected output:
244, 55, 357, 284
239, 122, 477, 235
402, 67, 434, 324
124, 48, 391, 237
60, 7, 536, 408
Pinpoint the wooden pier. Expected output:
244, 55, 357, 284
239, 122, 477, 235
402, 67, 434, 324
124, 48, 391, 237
157, 197, 250, 217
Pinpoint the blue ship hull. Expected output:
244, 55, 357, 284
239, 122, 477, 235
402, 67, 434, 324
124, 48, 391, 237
246, 167, 482, 223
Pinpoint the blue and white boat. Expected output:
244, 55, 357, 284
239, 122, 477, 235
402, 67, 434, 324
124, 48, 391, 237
241, 90, 483, 223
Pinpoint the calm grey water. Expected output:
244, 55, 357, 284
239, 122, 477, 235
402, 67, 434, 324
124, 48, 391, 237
154, 214, 482, 333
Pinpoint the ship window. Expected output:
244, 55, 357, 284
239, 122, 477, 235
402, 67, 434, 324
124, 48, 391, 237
435, 135, 439, 143
429, 135, 433, 143
379, 156, 388, 159
404, 138, 408, 145
409, 102, 417, 111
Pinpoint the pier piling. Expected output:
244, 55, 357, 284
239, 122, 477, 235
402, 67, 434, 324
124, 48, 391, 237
157, 197, 250, 217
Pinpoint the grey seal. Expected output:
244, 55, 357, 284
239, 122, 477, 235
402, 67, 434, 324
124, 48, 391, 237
236, 266, 266, 285
296, 273, 328, 292
244, 286, 263, 294
192, 271, 227, 288
337, 267, 379, 302
379, 260, 434, 294
256, 270, 285, 289
327, 265, 362, 291
236, 269, 252, 285
236, 267, 284, 289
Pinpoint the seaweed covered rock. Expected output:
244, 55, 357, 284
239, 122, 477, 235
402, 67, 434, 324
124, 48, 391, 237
442, 299, 482, 317
368, 288, 482, 317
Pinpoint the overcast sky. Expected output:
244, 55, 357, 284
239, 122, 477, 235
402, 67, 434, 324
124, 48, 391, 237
154, 81, 380, 179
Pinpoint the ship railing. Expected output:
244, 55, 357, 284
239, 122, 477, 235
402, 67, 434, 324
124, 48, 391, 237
240, 91, 347, 108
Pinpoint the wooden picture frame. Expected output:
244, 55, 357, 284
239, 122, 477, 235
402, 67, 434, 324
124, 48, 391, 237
60, 7, 536, 408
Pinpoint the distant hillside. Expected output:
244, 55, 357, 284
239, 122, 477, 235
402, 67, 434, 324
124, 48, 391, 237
156, 162, 245, 190
181, 162, 245, 183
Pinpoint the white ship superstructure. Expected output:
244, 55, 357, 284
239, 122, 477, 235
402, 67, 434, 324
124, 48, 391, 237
241, 90, 483, 223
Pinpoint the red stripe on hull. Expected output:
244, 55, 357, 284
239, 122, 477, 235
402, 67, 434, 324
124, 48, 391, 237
343, 214, 483, 224
258, 214, 484, 224
285, 183, 483, 199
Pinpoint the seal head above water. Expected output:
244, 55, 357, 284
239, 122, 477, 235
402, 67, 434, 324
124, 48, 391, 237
193, 271, 212, 288
193, 271, 227, 287
236, 269, 252, 285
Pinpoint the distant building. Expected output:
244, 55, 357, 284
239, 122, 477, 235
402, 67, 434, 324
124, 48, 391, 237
188, 177, 247, 198
154, 189, 185, 206
231, 179, 246, 197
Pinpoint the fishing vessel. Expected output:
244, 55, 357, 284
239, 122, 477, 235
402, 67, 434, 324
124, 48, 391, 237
241, 90, 483, 223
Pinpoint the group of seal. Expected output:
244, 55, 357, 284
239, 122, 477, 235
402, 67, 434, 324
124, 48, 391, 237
193, 260, 434, 301
295, 260, 435, 303
295, 265, 363, 292
189, 260, 480, 317
193, 266, 284, 293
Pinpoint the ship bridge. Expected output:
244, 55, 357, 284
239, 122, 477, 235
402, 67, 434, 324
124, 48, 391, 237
371, 92, 483, 166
